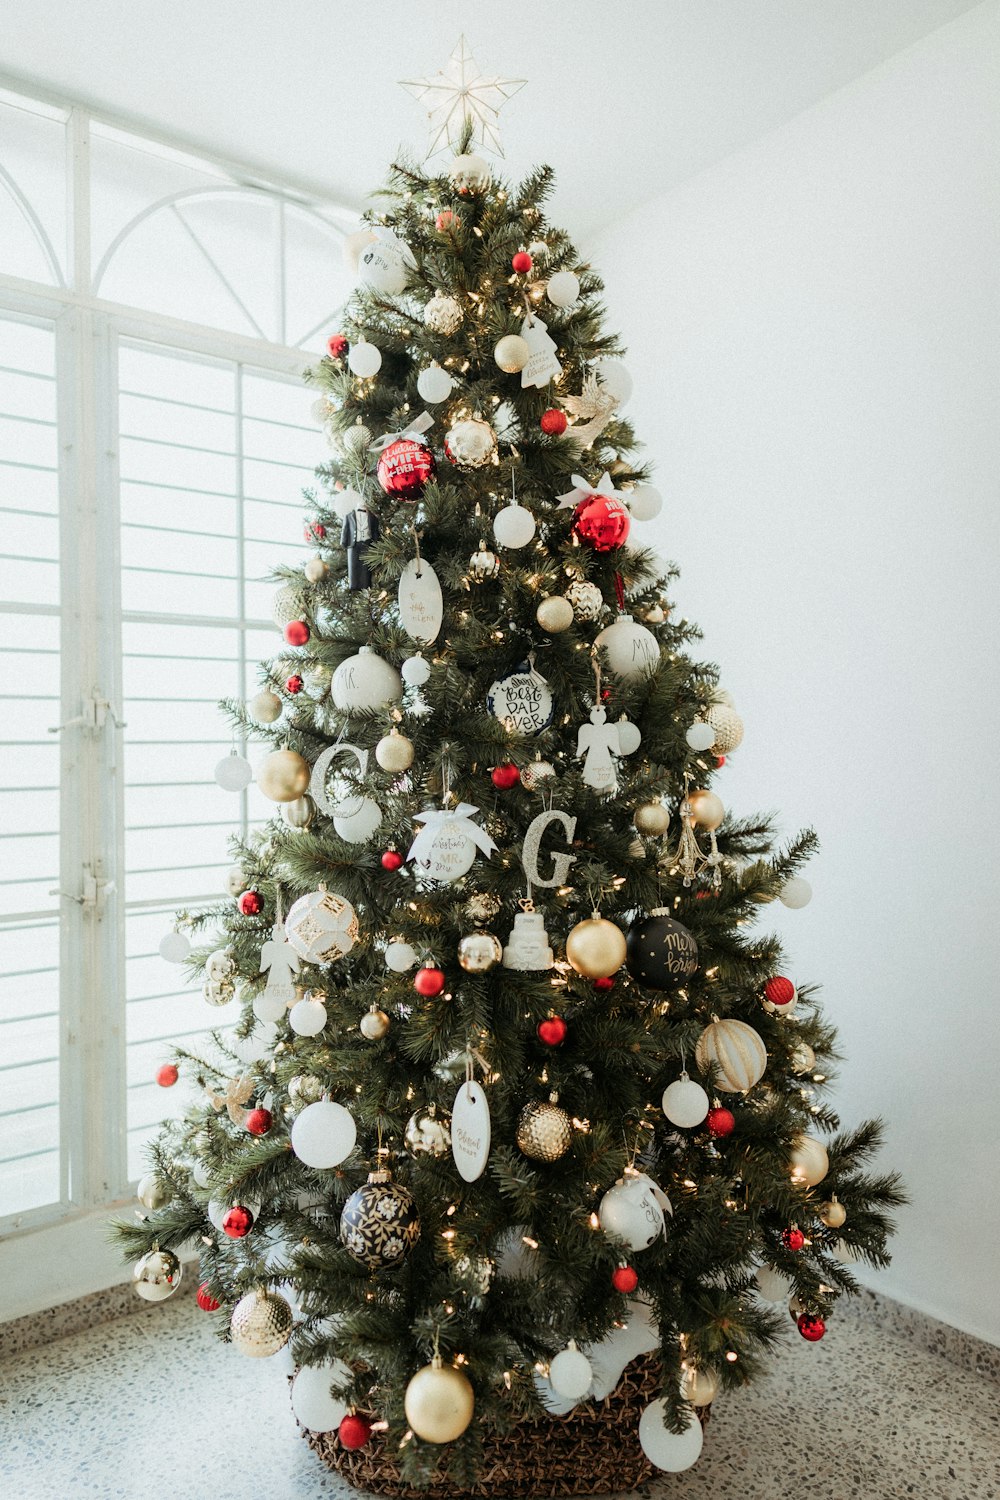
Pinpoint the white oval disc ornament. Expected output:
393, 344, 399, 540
398, 558, 443, 645
451, 1080, 491, 1182
487, 661, 554, 737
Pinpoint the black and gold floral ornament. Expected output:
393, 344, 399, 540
340, 1170, 420, 1270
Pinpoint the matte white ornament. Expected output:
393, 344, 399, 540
521, 809, 577, 889
487, 661, 554, 736
780, 876, 813, 909
343, 228, 376, 274
385, 940, 418, 973
334, 485, 364, 521
448, 153, 491, 191
332, 647, 403, 712
230, 1023, 279, 1065
686, 722, 717, 752
661, 1073, 710, 1129
451, 1079, 491, 1182
358, 230, 414, 296
548, 1344, 593, 1401
755, 1264, 793, 1302
334, 796, 382, 844
158, 930, 190, 963
398, 558, 443, 644
538, 1299, 660, 1416
546, 270, 580, 308
628, 484, 663, 521
593, 614, 659, 679
284, 890, 359, 964
347, 338, 382, 377
290, 1099, 357, 1169
416, 362, 454, 404
616, 716, 642, 756
598, 1174, 666, 1252
215, 752, 253, 791
290, 1360, 352, 1433
289, 996, 328, 1036
492, 501, 536, 549
593, 358, 633, 406
495, 333, 530, 373
638, 1401, 704, 1472
401, 653, 431, 688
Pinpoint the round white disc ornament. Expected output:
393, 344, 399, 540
158, 930, 190, 964
661, 1075, 710, 1129
289, 996, 328, 1036
290, 1100, 357, 1169
416, 363, 454, 404
332, 647, 403, 712
487, 662, 554, 736
291, 1360, 352, 1432
398, 558, 443, 645
548, 1345, 593, 1401
638, 1401, 704, 1472
451, 1080, 491, 1182
493, 501, 536, 549
686, 722, 717, 752
593, 615, 660, 680
215, 753, 253, 791
385, 940, 418, 973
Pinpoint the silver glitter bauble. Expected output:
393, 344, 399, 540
464, 891, 502, 925
705, 703, 744, 754
133, 1248, 183, 1302
341, 420, 373, 457
565, 579, 604, 622
458, 931, 502, 973
424, 293, 463, 335
521, 760, 556, 792
516, 1099, 572, 1163
340, 1171, 421, 1270
405, 1106, 451, 1158
273, 584, 305, 628
230, 1288, 293, 1357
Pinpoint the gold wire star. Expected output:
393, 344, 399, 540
400, 35, 526, 158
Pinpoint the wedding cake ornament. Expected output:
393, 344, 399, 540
502, 903, 555, 971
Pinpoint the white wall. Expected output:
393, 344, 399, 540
591, 0, 1000, 1344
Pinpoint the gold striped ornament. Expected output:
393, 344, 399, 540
695, 1018, 767, 1092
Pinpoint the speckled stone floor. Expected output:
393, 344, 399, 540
1, 1291, 997, 1500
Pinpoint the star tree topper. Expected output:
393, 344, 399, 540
400, 35, 526, 157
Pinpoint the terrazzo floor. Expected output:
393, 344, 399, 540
1, 1292, 997, 1500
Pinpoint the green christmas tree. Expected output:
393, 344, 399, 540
115, 85, 902, 1491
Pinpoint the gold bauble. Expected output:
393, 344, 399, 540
789, 1133, 829, 1188
494, 333, 530, 373
633, 800, 670, 836
687, 788, 725, 830
304, 556, 328, 583
819, 1197, 847, 1228
705, 703, 744, 754
248, 690, 282, 724
282, 794, 316, 831
359, 1007, 390, 1040
695, 1018, 767, 1092
516, 1099, 572, 1162
644, 603, 666, 624
404, 1356, 475, 1444
230, 1288, 293, 1358
458, 931, 502, 972
257, 749, 310, 803
465, 891, 502, 925
536, 595, 574, 633
375, 729, 415, 773
565, 917, 626, 979
681, 1364, 720, 1406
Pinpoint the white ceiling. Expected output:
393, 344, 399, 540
1, 0, 983, 240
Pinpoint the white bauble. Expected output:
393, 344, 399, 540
253, 989, 287, 1024
686, 722, 716, 752
449, 153, 490, 191
291, 1360, 352, 1433
412, 828, 476, 883
616, 717, 642, 756
494, 334, 530, 373
341, 422, 373, 458
755, 1265, 793, 1302
225, 864, 247, 898
215, 753, 253, 791
780, 877, 813, 909
272, 583, 304, 627
385, 940, 418, 973
789, 1133, 830, 1187
311, 396, 333, 425
332, 647, 403, 712
289, 996, 328, 1036
638, 1402, 704, 1472
347, 338, 382, 378
628, 484, 663, 521
446, 416, 497, 469
230, 1023, 278, 1066
284, 890, 359, 964
192, 1161, 212, 1189
158, 930, 190, 964
661, 1075, 710, 1129
593, 358, 633, 406
401, 654, 431, 688
593, 614, 660, 679
598, 1175, 664, 1252
290, 1099, 357, 1169
416, 363, 454, 404
546, 270, 580, 308
333, 485, 363, 521
492, 502, 536, 549
548, 1345, 593, 1401
358, 232, 411, 296
342, 228, 376, 274
248, 690, 282, 724
333, 796, 382, 844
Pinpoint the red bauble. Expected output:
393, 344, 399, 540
572, 492, 630, 552
376, 437, 437, 501
196, 1282, 221, 1312
246, 1107, 273, 1136
491, 762, 521, 790
156, 1063, 178, 1088
284, 620, 310, 646
511, 251, 533, 273
593, 976, 615, 992
326, 334, 348, 360
286, 674, 304, 694
797, 1313, 826, 1342
238, 890, 262, 916
222, 1204, 254, 1239
764, 976, 796, 1007
716, 756, 726, 768
611, 1265, 638, 1294
304, 521, 326, 542
338, 1414, 372, 1450
782, 1228, 806, 1252
414, 966, 445, 997
537, 1016, 567, 1046
540, 408, 568, 436
435, 210, 456, 231
706, 1106, 735, 1138
381, 850, 404, 871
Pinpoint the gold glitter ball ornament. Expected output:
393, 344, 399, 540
516, 1098, 572, 1162
536, 595, 574, 633
404, 1355, 475, 1444
564, 578, 603, 622
465, 890, 502, 924
633, 800, 670, 836
230, 1288, 294, 1358
705, 703, 744, 754
133, 1248, 183, 1301
565, 916, 626, 978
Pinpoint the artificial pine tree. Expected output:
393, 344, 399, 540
116, 84, 902, 1492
